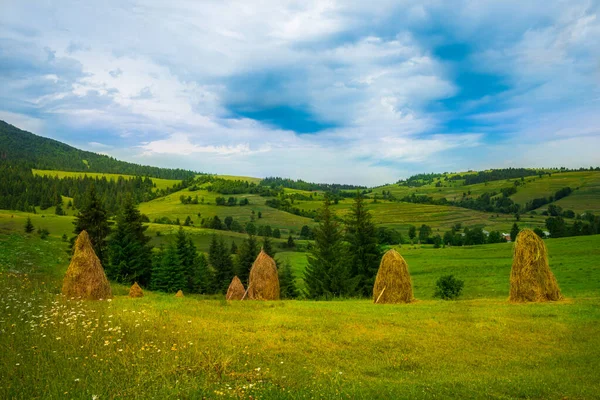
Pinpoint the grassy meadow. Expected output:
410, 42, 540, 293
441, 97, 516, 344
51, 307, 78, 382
33, 169, 181, 191
1, 228, 600, 399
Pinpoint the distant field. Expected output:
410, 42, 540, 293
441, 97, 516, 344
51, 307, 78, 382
32, 169, 181, 191
215, 174, 263, 184
139, 188, 315, 232
377, 170, 600, 213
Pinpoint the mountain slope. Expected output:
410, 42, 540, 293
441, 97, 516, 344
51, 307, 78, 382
0, 120, 196, 179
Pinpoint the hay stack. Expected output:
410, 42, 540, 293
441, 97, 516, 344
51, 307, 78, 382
62, 230, 112, 300
129, 282, 144, 298
248, 250, 280, 300
226, 276, 245, 300
175, 290, 184, 297
373, 249, 413, 304
509, 229, 562, 302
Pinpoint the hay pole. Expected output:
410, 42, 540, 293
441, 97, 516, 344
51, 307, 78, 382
241, 283, 252, 300
375, 287, 386, 304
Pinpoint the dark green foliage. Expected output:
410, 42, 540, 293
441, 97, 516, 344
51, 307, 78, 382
345, 191, 381, 296
62, 233, 68, 242
300, 225, 312, 239
510, 223, 520, 243
287, 235, 295, 248
305, 195, 355, 299
408, 225, 416, 240
73, 185, 111, 264
183, 216, 192, 226
151, 243, 186, 293
107, 196, 153, 286
546, 216, 567, 238
230, 241, 238, 255
434, 275, 464, 300
262, 236, 275, 258
418, 224, 432, 242
278, 260, 298, 299
224, 216, 233, 230
24, 217, 34, 233
0, 120, 196, 179
464, 227, 486, 245
534, 228, 545, 238
488, 231, 504, 243
245, 222, 256, 236
38, 228, 49, 239
433, 234, 442, 248
377, 227, 403, 245
209, 235, 235, 293
55, 203, 65, 216
235, 234, 259, 284
260, 176, 365, 192
273, 228, 281, 238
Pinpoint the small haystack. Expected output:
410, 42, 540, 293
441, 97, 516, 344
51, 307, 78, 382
129, 282, 144, 298
62, 230, 112, 300
373, 249, 413, 304
226, 276, 245, 300
175, 290, 184, 297
248, 250, 280, 300
509, 229, 562, 302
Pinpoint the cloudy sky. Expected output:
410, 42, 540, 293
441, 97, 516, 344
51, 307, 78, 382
1, 1, 599, 185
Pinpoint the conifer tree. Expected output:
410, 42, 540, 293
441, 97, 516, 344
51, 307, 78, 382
262, 236, 275, 257
511, 223, 520, 242
235, 233, 259, 284
304, 195, 354, 299
55, 203, 65, 216
345, 190, 381, 296
279, 260, 298, 299
190, 252, 211, 294
73, 184, 111, 264
230, 241, 238, 255
24, 217, 34, 233
107, 195, 153, 286
209, 235, 235, 293
287, 235, 295, 248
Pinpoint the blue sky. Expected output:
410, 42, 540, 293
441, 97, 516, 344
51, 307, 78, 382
1, 0, 599, 185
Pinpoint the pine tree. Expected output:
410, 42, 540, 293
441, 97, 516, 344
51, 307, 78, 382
209, 235, 235, 293
279, 260, 298, 299
152, 243, 186, 292
230, 241, 238, 255
262, 236, 275, 257
511, 223, 520, 242
190, 252, 211, 294
287, 235, 295, 248
55, 203, 65, 216
304, 195, 354, 299
24, 217, 34, 233
107, 195, 153, 286
73, 184, 111, 264
345, 190, 381, 297
235, 234, 259, 284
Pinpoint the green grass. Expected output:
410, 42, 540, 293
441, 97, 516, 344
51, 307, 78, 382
139, 188, 314, 232
33, 169, 181, 191
1, 233, 600, 399
216, 174, 263, 185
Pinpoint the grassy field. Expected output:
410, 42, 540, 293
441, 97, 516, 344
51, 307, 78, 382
1, 233, 599, 399
33, 169, 181, 191
376, 170, 600, 213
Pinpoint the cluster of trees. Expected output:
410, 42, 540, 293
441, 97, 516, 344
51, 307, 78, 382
0, 162, 182, 214
524, 187, 573, 211
545, 212, 600, 238
397, 173, 444, 187
0, 120, 197, 179
215, 196, 250, 206
260, 177, 365, 192
206, 178, 279, 196
264, 198, 318, 219
459, 168, 542, 185
69, 185, 297, 297
303, 192, 382, 299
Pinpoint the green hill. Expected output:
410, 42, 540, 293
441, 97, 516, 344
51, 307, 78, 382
0, 120, 196, 180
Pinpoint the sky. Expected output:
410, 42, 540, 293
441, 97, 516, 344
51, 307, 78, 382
1, 0, 599, 186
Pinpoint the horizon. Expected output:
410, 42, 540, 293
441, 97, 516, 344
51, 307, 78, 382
1, 1, 600, 185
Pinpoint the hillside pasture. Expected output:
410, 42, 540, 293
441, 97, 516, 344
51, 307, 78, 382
33, 169, 181, 191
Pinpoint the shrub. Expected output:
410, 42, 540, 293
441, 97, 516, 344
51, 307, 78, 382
434, 275, 464, 300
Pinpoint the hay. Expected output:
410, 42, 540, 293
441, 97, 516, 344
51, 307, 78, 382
129, 282, 144, 298
175, 290, 184, 297
226, 276, 245, 300
373, 249, 413, 304
248, 250, 280, 300
509, 229, 562, 302
62, 230, 112, 300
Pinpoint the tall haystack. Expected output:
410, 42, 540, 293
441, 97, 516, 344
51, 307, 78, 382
373, 249, 413, 304
248, 250, 280, 300
509, 229, 562, 302
62, 230, 112, 300
129, 282, 144, 298
175, 290, 184, 297
226, 276, 245, 300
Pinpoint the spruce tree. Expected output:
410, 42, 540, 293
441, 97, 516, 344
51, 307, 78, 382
24, 217, 34, 233
107, 195, 153, 286
511, 223, 520, 242
230, 241, 238, 255
262, 236, 275, 257
279, 260, 298, 299
153, 243, 186, 292
287, 235, 295, 248
209, 235, 235, 293
304, 195, 354, 299
345, 190, 381, 296
73, 185, 111, 264
190, 252, 211, 294
236, 234, 259, 284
